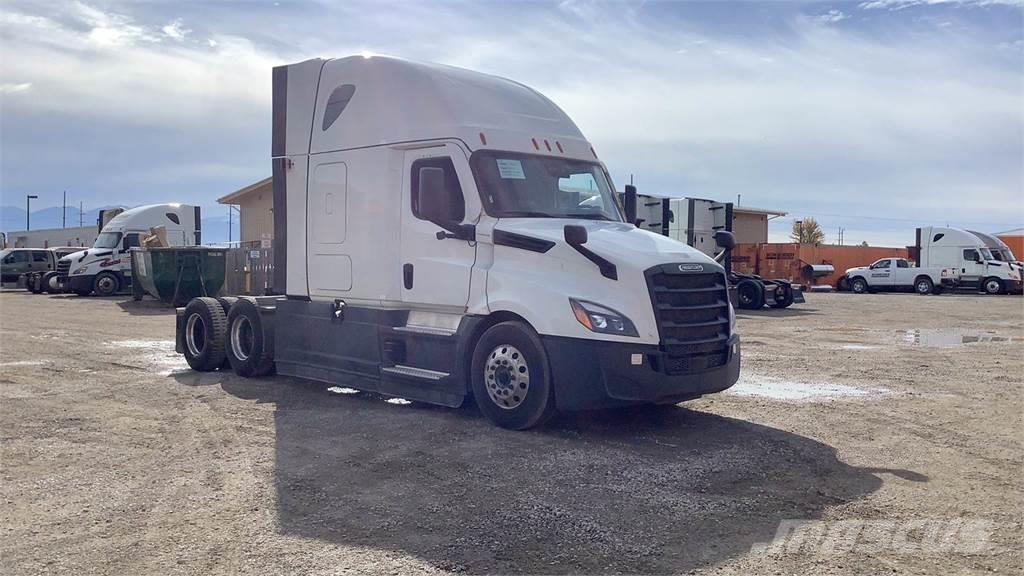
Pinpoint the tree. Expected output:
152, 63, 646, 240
791, 217, 825, 244
860, 241, 869, 247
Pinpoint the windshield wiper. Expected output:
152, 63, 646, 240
564, 213, 613, 221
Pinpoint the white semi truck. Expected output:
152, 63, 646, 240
58, 204, 201, 296
915, 227, 1021, 295
174, 56, 741, 430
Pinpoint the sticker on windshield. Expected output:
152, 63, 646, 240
496, 159, 526, 180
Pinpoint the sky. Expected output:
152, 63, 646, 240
0, 0, 1022, 246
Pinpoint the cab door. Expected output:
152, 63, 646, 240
868, 258, 893, 287
960, 248, 984, 287
400, 143, 478, 309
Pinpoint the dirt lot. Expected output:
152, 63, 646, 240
1, 290, 1021, 575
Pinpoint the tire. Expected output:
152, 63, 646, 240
27, 273, 41, 294
470, 321, 556, 430
768, 283, 795, 308
982, 277, 1003, 295
182, 297, 228, 372
41, 272, 60, 294
836, 276, 850, 292
850, 277, 868, 294
914, 276, 934, 295
93, 272, 120, 297
226, 297, 275, 377
736, 279, 765, 309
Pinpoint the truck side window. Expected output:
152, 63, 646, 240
123, 234, 141, 250
32, 251, 49, 262
411, 157, 465, 223
8, 251, 28, 263
871, 260, 890, 269
963, 249, 978, 261
897, 260, 909, 268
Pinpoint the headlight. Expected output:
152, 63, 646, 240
72, 266, 88, 275
569, 299, 638, 337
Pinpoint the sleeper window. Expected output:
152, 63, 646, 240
411, 157, 465, 223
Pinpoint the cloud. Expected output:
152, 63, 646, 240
0, 82, 32, 94
817, 9, 849, 23
859, 0, 1024, 9
161, 18, 190, 41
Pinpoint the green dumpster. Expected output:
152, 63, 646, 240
131, 247, 226, 306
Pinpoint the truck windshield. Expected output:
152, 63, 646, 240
93, 232, 122, 249
471, 151, 622, 221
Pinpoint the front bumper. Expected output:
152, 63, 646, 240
543, 334, 741, 411
1007, 279, 1023, 294
67, 274, 95, 294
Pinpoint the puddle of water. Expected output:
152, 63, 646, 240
839, 344, 878, 350
327, 386, 360, 395
898, 329, 1022, 348
105, 340, 186, 375
730, 374, 886, 401
386, 397, 412, 405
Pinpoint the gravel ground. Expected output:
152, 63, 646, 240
0, 290, 1021, 575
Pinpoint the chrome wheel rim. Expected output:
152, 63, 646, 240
917, 280, 930, 293
985, 280, 1000, 294
853, 281, 865, 293
185, 313, 206, 357
97, 275, 116, 294
484, 344, 529, 410
231, 316, 253, 361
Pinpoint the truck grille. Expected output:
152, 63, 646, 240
56, 260, 71, 283
645, 264, 731, 375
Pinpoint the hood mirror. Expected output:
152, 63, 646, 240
564, 224, 588, 246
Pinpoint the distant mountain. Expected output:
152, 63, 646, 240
0, 205, 115, 233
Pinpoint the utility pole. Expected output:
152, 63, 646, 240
228, 205, 233, 244
79, 201, 83, 227
737, 194, 741, 206
26, 195, 38, 230
62, 190, 67, 228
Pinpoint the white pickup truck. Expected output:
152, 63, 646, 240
844, 258, 957, 295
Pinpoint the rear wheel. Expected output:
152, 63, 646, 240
93, 272, 120, 297
182, 297, 228, 372
470, 321, 555, 430
982, 277, 1003, 295
736, 279, 765, 309
768, 284, 794, 308
27, 273, 41, 294
914, 276, 934, 295
850, 277, 868, 294
226, 297, 275, 377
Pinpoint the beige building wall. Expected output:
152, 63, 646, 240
732, 212, 769, 244
238, 185, 274, 245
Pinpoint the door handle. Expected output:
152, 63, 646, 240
403, 263, 413, 290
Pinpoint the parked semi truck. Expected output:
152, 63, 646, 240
58, 204, 201, 296
174, 56, 741, 430
914, 227, 1021, 295
626, 192, 803, 309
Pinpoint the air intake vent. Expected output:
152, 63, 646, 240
645, 264, 731, 374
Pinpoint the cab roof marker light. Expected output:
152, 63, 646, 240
556, 141, 564, 153
531, 138, 540, 150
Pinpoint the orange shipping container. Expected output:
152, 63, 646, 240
733, 243, 910, 288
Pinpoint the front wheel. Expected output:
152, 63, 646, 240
982, 277, 1003, 295
915, 277, 934, 295
470, 321, 556, 430
850, 277, 868, 294
93, 272, 120, 297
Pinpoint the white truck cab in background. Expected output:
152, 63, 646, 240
843, 258, 957, 295
175, 55, 741, 430
916, 227, 1022, 295
59, 204, 201, 296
